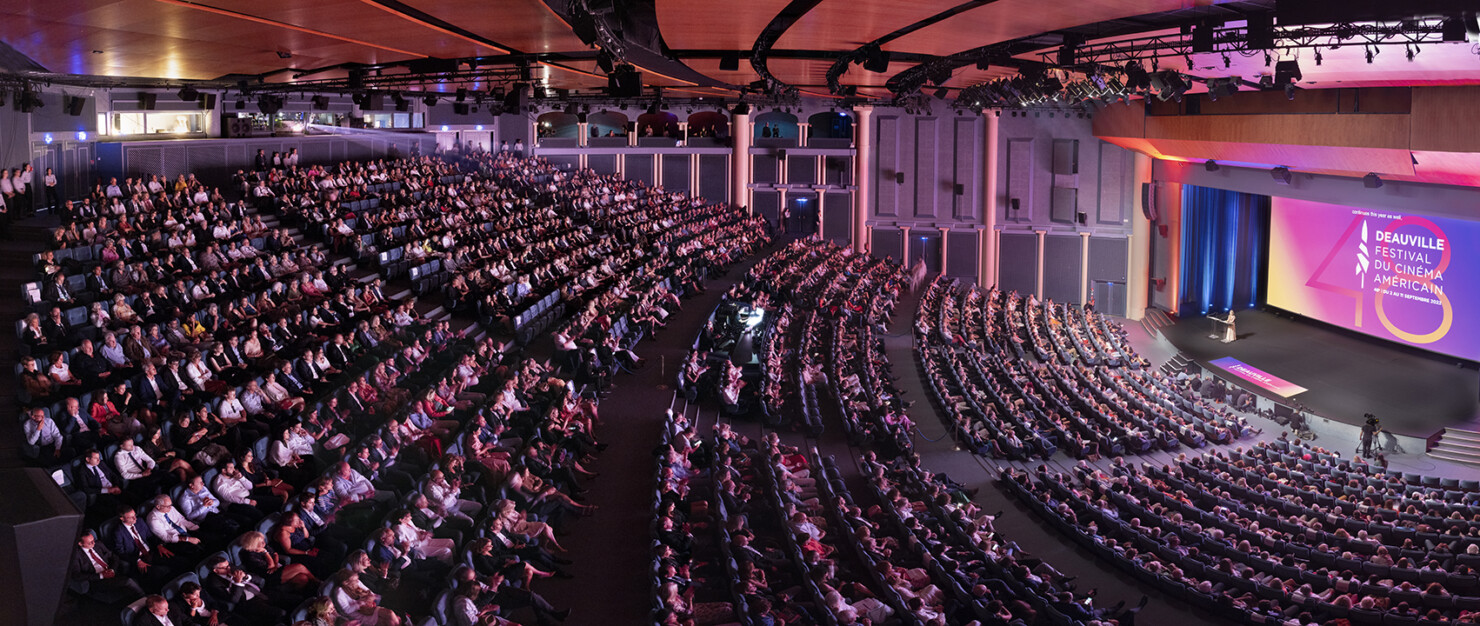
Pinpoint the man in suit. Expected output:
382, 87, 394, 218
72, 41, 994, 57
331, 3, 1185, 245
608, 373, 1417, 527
86, 265, 112, 297
201, 555, 284, 623
68, 531, 144, 603
170, 582, 227, 626
71, 338, 114, 387
107, 506, 181, 583
294, 349, 322, 386
277, 361, 312, 397
136, 362, 176, 415
76, 448, 126, 513
42, 273, 74, 305
56, 396, 102, 453
325, 334, 355, 370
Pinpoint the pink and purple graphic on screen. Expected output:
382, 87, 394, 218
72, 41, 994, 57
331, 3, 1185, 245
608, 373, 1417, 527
1267, 198, 1480, 361
1210, 357, 1308, 397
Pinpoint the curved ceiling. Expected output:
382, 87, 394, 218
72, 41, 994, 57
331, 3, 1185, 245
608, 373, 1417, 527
5, 0, 1480, 100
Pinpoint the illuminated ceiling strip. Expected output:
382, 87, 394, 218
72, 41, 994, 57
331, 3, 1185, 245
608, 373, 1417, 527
631, 64, 699, 87
669, 87, 738, 96
353, 0, 509, 54
541, 62, 605, 79
797, 89, 843, 99
152, 0, 429, 58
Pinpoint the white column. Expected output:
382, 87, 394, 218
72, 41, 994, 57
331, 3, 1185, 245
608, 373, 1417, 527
578, 122, 589, 147
817, 190, 826, 237
852, 106, 874, 253
1079, 231, 1091, 305
678, 121, 688, 144
731, 111, 752, 211
1035, 229, 1046, 299
799, 122, 811, 146
690, 153, 700, 195
1127, 152, 1153, 320
981, 112, 1000, 288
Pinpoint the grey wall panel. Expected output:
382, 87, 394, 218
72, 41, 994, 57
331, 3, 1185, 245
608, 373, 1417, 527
32, 93, 98, 133
875, 116, 899, 216
947, 231, 979, 279
662, 154, 691, 193
624, 154, 654, 186
1088, 237, 1129, 283
872, 227, 903, 263
587, 154, 618, 176
698, 154, 728, 204
823, 193, 851, 245
952, 117, 979, 220
301, 141, 332, 165
912, 117, 938, 219
1043, 235, 1083, 304
1050, 187, 1078, 224
752, 153, 778, 184
1006, 138, 1035, 221
823, 155, 851, 186
126, 147, 162, 179
753, 191, 780, 228
998, 233, 1038, 295
1097, 142, 1128, 224
786, 155, 816, 185
186, 145, 226, 178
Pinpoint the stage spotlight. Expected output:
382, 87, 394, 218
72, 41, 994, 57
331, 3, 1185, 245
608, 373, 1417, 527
423, 95, 438, 106
1314, 49, 1323, 66
1285, 83, 1296, 100
1274, 60, 1302, 85
1271, 166, 1292, 184
861, 44, 890, 73
1122, 61, 1151, 91
1364, 173, 1384, 188
1205, 160, 1220, 172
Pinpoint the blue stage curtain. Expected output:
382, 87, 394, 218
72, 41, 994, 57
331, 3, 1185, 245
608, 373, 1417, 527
1179, 185, 1270, 316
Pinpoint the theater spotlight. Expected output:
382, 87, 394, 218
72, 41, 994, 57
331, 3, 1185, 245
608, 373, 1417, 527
1271, 166, 1292, 184
1364, 173, 1384, 188
1205, 160, 1220, 172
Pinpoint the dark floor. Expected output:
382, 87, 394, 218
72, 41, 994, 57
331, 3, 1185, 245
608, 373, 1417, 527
1161, 308, 1480, 437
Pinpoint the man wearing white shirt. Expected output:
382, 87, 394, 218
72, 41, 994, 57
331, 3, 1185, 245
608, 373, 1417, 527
332, 461, 378, 504
22, 407, 66, 461
114, 438, 163, 493
147, 494, 204, 552
211, 460, 257, 508
105, 177, 123, 197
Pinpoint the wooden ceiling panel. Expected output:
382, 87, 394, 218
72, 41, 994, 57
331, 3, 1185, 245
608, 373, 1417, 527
657, 0, 790, 52
774, 0, 959, 53
679, 59, 763, 88
399, 0, 589, 53
889, 0, 1198, 57
770, 59, 895, 89
233, 0, 492, 58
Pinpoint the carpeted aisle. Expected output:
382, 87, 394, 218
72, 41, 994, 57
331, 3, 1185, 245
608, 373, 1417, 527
536, 253, 766, 623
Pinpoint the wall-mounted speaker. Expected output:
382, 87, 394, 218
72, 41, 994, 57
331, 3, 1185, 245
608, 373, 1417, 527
452, 103, 470, 115
1009, 197, 1021, 213
1076, 211, 1088, 225
138, 92, 157, 110
1141, 182, 1159, 221
894, 172, 905, 184
953, 183, 965, 195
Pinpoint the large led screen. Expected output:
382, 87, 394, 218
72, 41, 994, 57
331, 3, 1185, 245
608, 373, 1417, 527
1267, 197, 1479, 361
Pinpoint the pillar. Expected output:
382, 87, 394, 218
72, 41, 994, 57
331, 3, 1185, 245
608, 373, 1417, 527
1035, 229, 1046, 299
852, 106, 874, 253
732, 110, 752, 211
901, 225, 911, 266
1079, 231, 1091, 305
578, 122, 589, 147
1126, 152, 1153, 320
981, 111, 1000, 289
1163, 182, 1184, 315
940, 227, 951, 275
799, 122, 811, 146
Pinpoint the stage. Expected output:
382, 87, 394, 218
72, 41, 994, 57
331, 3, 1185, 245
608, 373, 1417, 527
1160, 309, 1480, 439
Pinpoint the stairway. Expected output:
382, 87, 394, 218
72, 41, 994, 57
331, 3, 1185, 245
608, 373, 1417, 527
1430, 428, 1480, 467
1140, 307, 1175, 339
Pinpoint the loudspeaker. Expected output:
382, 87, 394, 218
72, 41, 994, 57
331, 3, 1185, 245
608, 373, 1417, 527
65, 96, 85, 116
1141, 182, 1159, 221
311, 95, 330, 110
1246, 14, 1275, 49
503, 84, 527, 111
719, 53, 740, 71
608, 66, 641, 98
0, 468, 84, 626
199, 93, 216, 110
452, 103, 470, 115
776, 149, 787, 161
1076, 211, 1088, 225
138, 92, 157, 110
953, 183, 965, 195
1010, 197, 1021, 213
894, 172, 905, 184
363, 92, 384, 111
